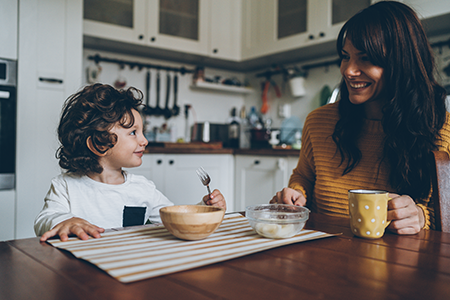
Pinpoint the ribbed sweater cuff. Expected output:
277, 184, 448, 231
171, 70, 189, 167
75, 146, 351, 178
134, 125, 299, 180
289, 184, 307, 201
416, 203, 430, 230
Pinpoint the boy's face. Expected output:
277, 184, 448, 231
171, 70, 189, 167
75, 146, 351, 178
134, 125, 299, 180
101, 109, 148, 170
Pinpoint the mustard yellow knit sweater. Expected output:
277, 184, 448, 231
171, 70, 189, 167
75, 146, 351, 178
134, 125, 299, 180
289, 102, 450, 230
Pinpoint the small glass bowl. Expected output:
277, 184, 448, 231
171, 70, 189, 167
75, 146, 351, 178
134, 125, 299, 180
245, 204, 310, 239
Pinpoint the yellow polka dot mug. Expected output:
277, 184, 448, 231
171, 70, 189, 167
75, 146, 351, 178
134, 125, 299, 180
348, 190, 391, 239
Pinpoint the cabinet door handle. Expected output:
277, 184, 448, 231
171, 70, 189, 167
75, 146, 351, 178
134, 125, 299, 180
319, 32, 325, 38
39, 77, 63, 84
157, 159, 162, 164
308, 34, 314, 40
254, 160, 260, 165
277, 158, 287, 170
150, 37, 156, 42
138, 34, 144, 40
213, 48, 218, 54
169, 160, 174, 165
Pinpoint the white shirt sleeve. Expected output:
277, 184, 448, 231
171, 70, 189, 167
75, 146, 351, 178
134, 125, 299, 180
34, 175, 76, 236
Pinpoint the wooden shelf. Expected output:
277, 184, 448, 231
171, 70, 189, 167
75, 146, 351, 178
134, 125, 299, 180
190, 81, 254, 94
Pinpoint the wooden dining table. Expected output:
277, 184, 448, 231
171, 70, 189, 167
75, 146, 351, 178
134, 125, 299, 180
1, 212, 449, 300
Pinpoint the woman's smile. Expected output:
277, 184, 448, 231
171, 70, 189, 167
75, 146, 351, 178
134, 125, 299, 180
347, 81, 371, 89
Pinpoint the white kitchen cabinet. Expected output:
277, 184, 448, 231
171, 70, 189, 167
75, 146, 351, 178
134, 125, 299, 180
209, 0, 242, 61
288, 155, 300, 175
0, 0, 18, 60
84, 0, 211, 56
125, 153, 235, 211
404, 0, 450, 19
16, 0, 83, 239
242, 0, 371, 59
234, 155, 298, 211
83, 0, 147, 45
0, 190, 15, 241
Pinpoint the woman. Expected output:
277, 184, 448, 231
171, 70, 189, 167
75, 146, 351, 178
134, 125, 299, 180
270, 1, 450, 234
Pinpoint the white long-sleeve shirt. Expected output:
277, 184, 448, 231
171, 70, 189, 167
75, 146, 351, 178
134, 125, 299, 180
34, 172, 176, 236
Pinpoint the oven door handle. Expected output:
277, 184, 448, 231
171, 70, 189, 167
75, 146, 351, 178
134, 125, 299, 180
0, 90, 10, 99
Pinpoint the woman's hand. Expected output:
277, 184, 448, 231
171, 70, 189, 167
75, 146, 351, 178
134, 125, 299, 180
387, 193, 424, 235
203, 189, 227, 210
269, 187, 306, 206
40, 217, 105, 242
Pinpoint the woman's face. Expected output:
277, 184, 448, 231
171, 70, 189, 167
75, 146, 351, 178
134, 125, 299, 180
340, 38, 385, 117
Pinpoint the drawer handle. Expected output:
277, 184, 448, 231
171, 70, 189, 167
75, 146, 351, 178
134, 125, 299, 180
150, 37, 156, 42
169, 160, 174, 165
157, 159, 162, 164
254, 160, 260, 165
39, 77, 63, 84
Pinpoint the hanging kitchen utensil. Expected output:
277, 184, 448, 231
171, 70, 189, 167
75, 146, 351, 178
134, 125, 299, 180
114, 64, 127, 89
143, 69, 153, 115
261, 80, 270, 114
86, 62, 102, 83
163, 71, 172, 119
260, 77, 281, 114
154, 69, 163, 116
171, 73, 180, 116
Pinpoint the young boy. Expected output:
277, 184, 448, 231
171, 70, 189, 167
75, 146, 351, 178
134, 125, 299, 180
35, 84, 226, 242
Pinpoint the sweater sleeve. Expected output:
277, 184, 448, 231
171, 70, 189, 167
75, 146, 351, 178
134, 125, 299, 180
288, 114, 316, 202
34, 176, 76, 236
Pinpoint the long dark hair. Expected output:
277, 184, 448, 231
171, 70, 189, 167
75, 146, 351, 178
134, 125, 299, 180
57, 84, 143, 175
332, 1, 447, 200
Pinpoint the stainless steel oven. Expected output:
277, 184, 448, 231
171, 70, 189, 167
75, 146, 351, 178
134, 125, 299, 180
0, 58, 17, 190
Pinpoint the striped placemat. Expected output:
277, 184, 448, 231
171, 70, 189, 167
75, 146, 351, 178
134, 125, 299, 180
48, 213, 335, 283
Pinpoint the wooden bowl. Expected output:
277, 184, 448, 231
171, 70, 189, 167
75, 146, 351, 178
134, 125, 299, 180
160, 205, 225, 240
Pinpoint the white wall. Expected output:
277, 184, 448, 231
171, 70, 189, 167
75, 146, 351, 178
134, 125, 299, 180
82, 49, 247, 141
84, 33, 450, 141
244, 57, 341, 130
243, 33, 450, 131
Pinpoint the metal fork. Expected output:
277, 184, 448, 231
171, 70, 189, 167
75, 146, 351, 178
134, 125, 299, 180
196, 166, 211, 197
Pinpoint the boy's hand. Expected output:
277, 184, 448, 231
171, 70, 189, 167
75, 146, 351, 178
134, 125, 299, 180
40, 217, 105, 242
203, 189, 226, 210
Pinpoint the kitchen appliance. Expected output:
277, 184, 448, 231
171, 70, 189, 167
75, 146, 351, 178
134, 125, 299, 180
0, 58, 17, 190
191, 122, 230, 147
250, 128, 271, 149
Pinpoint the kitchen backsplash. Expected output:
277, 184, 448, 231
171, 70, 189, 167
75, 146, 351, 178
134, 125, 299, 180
83, 33, 450, 144
83, 49, 247, 142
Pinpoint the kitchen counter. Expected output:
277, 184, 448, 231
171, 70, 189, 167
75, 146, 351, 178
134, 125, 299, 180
235, 148, 300, 157
144, 142, 300, 156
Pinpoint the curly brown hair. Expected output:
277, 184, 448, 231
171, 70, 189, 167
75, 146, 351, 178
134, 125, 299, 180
56, 84, 144, 174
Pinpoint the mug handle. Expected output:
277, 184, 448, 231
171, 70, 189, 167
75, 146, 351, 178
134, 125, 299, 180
385, 198, 393, 228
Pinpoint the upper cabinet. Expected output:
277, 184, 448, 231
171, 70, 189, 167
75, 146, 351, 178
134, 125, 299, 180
404, 0, 450, 19
84, 0, 208, 55
83, 0, 450, 68
209, 0, 242, 61
0, 0, 18, 60
83, 0, 241, 60
242, 0, 371, 60
146, 0, 210, 55
83, 0, 147, 45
